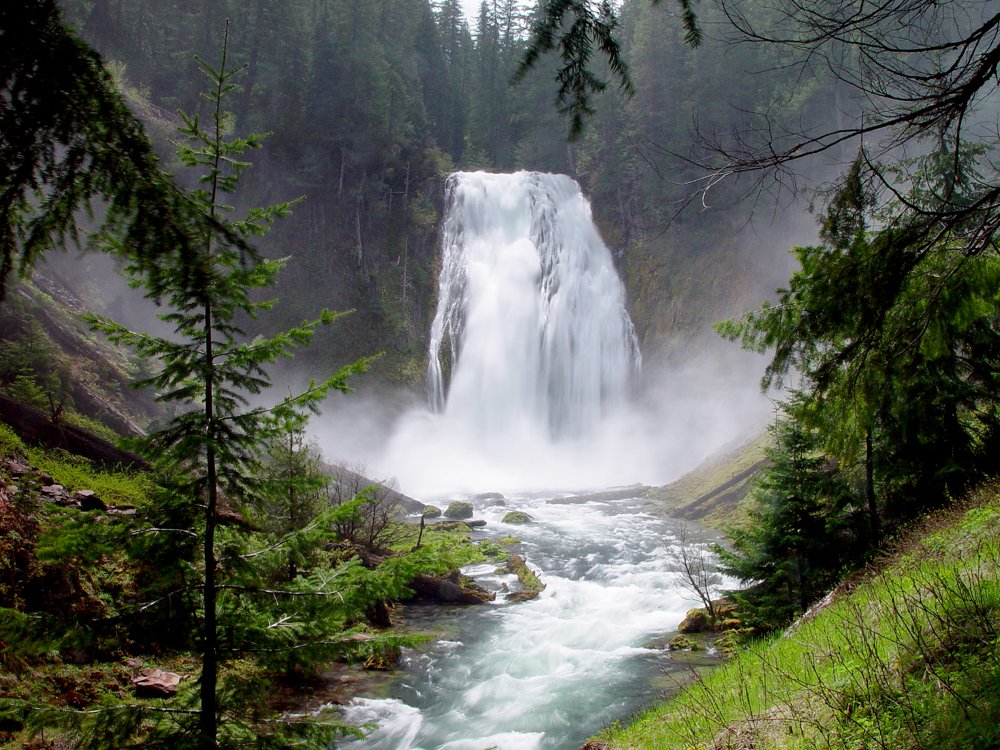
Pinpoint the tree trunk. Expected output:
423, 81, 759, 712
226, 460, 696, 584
239, 0, 267, 116
199, 298, 219, 749
865, 428, 880, 540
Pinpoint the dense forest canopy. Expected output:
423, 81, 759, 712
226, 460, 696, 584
1, 0, 837, 382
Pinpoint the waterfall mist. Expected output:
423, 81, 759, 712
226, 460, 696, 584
315, 171, 774, 497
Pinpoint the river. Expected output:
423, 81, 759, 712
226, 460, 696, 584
338, 488, 719, 750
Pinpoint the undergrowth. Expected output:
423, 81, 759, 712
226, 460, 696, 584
603, 481, 1000, 750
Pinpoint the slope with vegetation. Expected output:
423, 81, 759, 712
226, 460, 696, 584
645, 433, 771, 530
602, 481, 1000, 749
0, 418, 493, 748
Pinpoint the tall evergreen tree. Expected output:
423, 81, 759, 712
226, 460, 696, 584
719, 146, 1000, 520
716, 409, 859, 629
89, 28, 371, 748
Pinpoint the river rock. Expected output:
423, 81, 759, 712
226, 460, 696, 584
444, 501, 474, 519
410, 572, 495, 604
501, 510, 533, 524
677, 607, 712, 633
473, 492, 505, 501
466, 519, 487, 528
422, 505, 442, 518
668, 634, 700, 651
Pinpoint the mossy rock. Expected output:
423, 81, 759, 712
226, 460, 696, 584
712, 632, 742, 656
668, 634, 701, 651
444, 501, 474, 519
719, 617, 743, 632
677, 607, 712, 633
479, 540, 507, 560
497, 535, 521, 545
503, 554, 545, 602
501, 510, 533, 524
422, 505, 442, 519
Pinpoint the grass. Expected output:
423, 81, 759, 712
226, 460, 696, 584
25, 447, 155, 508
601, 481, 1000, 749
1, 421, 153, 509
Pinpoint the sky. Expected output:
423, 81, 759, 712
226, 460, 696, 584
461, 0, 482, 23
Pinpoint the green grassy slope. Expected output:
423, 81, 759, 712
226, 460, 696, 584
645, 432, 771, 530
602, 481, 1000, 749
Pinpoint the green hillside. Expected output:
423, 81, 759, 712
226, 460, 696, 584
602, 480, 1000, 749
645, 432, 771, 530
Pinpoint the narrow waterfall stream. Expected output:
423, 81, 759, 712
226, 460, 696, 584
335, 172, 718, 748
340, 492, 715, 750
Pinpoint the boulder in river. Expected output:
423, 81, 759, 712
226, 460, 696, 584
667, 634, 700, 651
501, 510, 533, 524
444, 501, 474, 519
677, 607, 712, 633
473, 492, 505, 501
422, 505, 442, 518
503, 554, 545, 602
410, 572, 495, 604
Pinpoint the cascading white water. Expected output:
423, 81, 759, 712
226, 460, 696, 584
428, 171, 640, 440
338, 491, 723, 750
328, 172, 745, 749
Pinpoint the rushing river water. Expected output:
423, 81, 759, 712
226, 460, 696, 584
329, 171, 726, 748
338, 489, 717, 750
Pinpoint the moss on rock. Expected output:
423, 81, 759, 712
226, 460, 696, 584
501, 510, 533, 524
444, 501, 473, 519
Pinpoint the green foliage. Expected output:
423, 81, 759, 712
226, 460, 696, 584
25, 447, 155, 508
717, 411, 862, 629
0, 421, 26, 458
518, 0, 702, 138
719, 146, 1000, 525
69, 28, 375, 748
0, 0, 252, 301
0, 492, 40, 610
603, 483, 1000, 749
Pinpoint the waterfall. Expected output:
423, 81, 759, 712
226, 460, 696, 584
427, 171, 640, 441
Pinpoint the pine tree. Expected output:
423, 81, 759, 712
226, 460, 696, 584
716, 409, 860, 629
255, 415, 330, 583
85, 26, 374, 748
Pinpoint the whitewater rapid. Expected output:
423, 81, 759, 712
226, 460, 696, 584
339, 490, 719, 749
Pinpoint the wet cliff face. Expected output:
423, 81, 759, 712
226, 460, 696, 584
594, 202, 809, 369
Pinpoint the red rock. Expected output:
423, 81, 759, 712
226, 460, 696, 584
132, 668, 181, 697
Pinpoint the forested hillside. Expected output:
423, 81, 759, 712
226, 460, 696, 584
4, 0, 1000, 747
49, 0, 832, 382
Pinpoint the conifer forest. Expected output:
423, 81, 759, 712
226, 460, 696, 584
2, 0, 1000, 748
